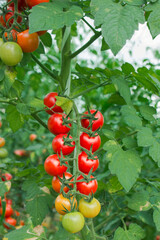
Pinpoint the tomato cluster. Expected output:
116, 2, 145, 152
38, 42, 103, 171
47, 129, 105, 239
43, 92, 103, 233
0, 0, 49, 66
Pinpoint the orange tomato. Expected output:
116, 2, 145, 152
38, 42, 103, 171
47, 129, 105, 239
17, 29, 39, 53
55, 194, 77, 215
0, 137, 5, 148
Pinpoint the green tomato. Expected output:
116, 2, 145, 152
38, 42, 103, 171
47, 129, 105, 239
0, 148, 8, 158
62, 212, 85, 233
79, 197, 101, 218
0, 42, 23, 66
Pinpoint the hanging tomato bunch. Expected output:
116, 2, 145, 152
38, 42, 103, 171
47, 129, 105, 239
0, 0, 49, 66
43, 92, 103, 233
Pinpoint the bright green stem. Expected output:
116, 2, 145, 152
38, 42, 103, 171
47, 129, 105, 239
88, 219, 96, 240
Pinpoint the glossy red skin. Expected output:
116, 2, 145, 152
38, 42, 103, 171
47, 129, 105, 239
14, 149, 28, 157
52, 134, 75, 156
76, 175, 98, 195
44, 92, 63, 114
1, 173, 12, 181
17, 29, 39, 53
80, 132, 101, 152
0, 204, 13, 217
48, 113, 71, 135
25, 0, 49, 8
0, 7, 22, 27
52, 172, 73, 193
81, 110, 104, 131
78, 151, 99, 174
8, 0, 27, 11
44, 154, 67, 176
4, 217, 16, 229
0, 198, 12, 207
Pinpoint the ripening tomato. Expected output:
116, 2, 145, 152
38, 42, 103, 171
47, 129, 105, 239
0, 204, 13, 217
44, 154, 67, 176
55, 194, 77, 215
52, 172, 73, 193
17, 29, 39, 53
0, 137, 5, 148
20, 220, 25, 226
0, 42, 23, 66
76, 175, 98, 195
79, 198, 101, 218
14, 149, 28, 157
1, 173, 12, 181
0, 121, 2, 128
0, 148, 8, 158
14, 210, 20, 217
81, 110, 104, 131
80, 132, 101, 152
52, 134, 75, 156
48, 113, 71, 135
62, 212, 85, 233
0, 7, 22, 27
29, 133, 37, 141
44, 92, 63, 114
37, 30, 47, 36
78, 151, 99, 174
4, 29, 18, 41
4, 217, 17, 229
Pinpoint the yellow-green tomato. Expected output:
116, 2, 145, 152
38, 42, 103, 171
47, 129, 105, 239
62, 212, 85, 233
79, 198, 101, 218
0, 148, 8, 158
0, 42, 23, 66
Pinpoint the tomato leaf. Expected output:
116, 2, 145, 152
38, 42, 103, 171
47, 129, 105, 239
6, 105, 24, 132
127, 192, 152, 211
121, 105, 142, 129
149, 141, 160, 166
137, 127, 155, 147
139, 105, 156, 121
56, 96, 73, 114
114, 224, 145, 240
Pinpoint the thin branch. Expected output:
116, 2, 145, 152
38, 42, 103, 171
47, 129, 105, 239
82, 17, 97, 34
69, 31, 101, 59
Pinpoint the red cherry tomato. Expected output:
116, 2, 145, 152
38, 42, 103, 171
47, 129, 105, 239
14, 210, 20, 217
8, 0, 27, 11
0, 121, 2, 128
6, 199, 12, 205
157, 237, 160, 240
44, 92, 63, 114
25, 0, 49, 8
14, 149, 28, 157
52, 172, 73, 193
0, 7, 22, 27
1, 173, 12, 181
37, 30, 47, 36
29, 133, 37, 141
17, 29, 39, 53
48, 113, 71, 135
80, 132, 101, 152
3, 217, 17, 229
0, 204, 13, 217
20, 220, 25, 226
81, 110, 104, 131
76, 175, 98, 195
78, 151, 99, 174
52, 134, 75, 156
4, 29, 18, 41
44, 154, 67, 176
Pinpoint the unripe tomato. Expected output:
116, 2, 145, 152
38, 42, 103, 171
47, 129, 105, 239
44, 154, 67, 176
52, 172, 73, 193
76, 175, 98, 195
3, 217, 16, 229
0, 148, 8, 158
0, 204, 13, 217
48, 113, 71, 135
29, 133, 37, 141
44, 92, 63, 114
79, 198, 101, 218
62, 212, 85, 233
81, 110, 104, 131
17, 29, 39, 53
0, 42, 23, 66
25, 0, 50, 8
52, 134, 75, 156
80, 132, 101, 152
1, 173, 12, 181
55, 194, 77, 215
0, 137, 5, 148
78, 151, 99, 173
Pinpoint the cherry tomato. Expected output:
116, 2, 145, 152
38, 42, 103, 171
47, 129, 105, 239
78, 151, 99, 174
20, 220, 25, 226
0, 42, 23, 66
48, 113, 71, 135
52, 172, 73, 193
37, 30, 47, 36
55, 194, 77, 215
0, 148, 8, 158
8, 0, 27, 11
81, 110, 104, 131
6, 199, 12, 205
156, 236, 160, 240
0, 7, 22, 27
80, 132, 101, 152
25, 0, 49, 8
14, 210, 20, 217
4, 29, 18, 41
52, 134, 75, 156
76, 175, 98, 195
3, 217, 17, 229
17, 29, 39, 53
0, 137, 5, 148
79, 198, 101, 218
29, 133, 37, 141
0, 204, 13, 217
44, 154, 67, 176
1, 173, 12, 181
62, 212, 85, 233
44, 92, 63, 114
14, 149, 28, 157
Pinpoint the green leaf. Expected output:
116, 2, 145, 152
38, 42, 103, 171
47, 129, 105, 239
125, 0, 145, 5
103, 129, 115, 140
0, 69, 5, 81
109, 149, 142, 192
16, 103, 30, 115
29, 3, 83, 33
128, 192, 152, 211
121, 62, 135, 75
153, 208, 160, 231
3, 69, 16, 95
139, 105, 156, 121
121, 105, 142, 129
9, 80, 24, 98
40, 32, 52, 47
149, 141, 160, 166
6, 105, 24, 132
56, 96, 73, 114
0, 180, 9, 196
122, 137, 137, 149
91, 0, 145, 55
101, 38, 110, 51
111, 75, 131, 105
28, 98, 44, 109
106, 176, 123, 193
114, 224, 145, 240
137, 127, 154, 147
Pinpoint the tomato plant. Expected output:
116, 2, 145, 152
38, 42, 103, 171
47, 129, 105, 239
79, 198, 101, 218
1, 173, 12, 181
55, 194, 77, 215
52, 134, 75, 155
80, 132, 101, 153
78, 151, 99, 173
52, 172, 73, 193
0, 7, 21, 27
17, 29, 39, 53
0, 204, 13, 217
0, 137, 5, 148
29, 133, 37, 141
44, 154, 67, 176
25, 0, 50, 8
48, 113, 71, 135
76, 175, 98, 195
0, 148, 8, 158
44, 92, 63, 114
62, 212, 85, 233
3, 217, 17, 229
81, 110, 104, 131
